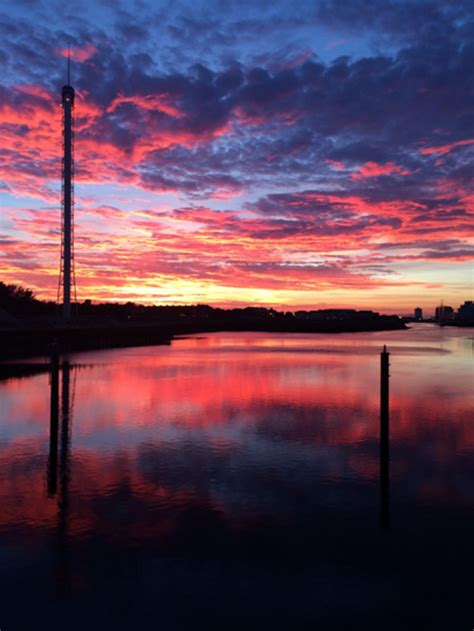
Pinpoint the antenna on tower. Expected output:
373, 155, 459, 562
67, 42, 71, 85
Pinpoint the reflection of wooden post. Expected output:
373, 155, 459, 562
60, 361, 70, 464
380, 345, 390, 529
47, 341, 60, 496
57, 360, 71, 597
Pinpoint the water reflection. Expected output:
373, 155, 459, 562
57, 361, 72, 597
47, 351, 59, 497
47, 359, 74, 595
380, 346, 390, 530
0, 325, 473, 630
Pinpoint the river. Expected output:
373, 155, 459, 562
0, 324, 473, 629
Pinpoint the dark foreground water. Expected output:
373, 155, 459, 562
0, 324, 473, 630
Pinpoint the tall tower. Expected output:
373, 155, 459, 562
58, 49, 76, 322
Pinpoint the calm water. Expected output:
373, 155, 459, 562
0, 324, 473, 630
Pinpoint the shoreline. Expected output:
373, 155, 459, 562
0, 315, 406, 362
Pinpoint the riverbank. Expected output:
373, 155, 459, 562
0, 312, 406, 361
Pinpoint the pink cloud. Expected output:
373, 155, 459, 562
106, 94, 183, 119
57, 42, 97, 63
419, 138, 474, 156
352, 162, 411, 180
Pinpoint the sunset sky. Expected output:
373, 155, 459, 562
0, 0, 472, 313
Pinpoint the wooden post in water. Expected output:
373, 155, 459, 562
47, 340, 60, 496
380, 345, 390, 529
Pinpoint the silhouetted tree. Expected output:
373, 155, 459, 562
0, 282, 36, 306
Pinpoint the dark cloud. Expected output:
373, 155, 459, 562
316, 0, 473, 39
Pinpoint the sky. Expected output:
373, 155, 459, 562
0, 0, 473, 314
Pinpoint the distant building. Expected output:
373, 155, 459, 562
414, 307, 423, 320
458, 301, 474, 323
435, 305, 454, 322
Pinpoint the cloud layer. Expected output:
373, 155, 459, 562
0, 0, 472, 311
